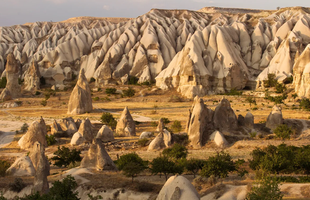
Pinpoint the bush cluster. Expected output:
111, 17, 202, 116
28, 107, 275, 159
249, 144, 310, 175
122, 87, 135, 97
100, 112, 117, 130
105, 87, 117, 95
51, 146, 82, 168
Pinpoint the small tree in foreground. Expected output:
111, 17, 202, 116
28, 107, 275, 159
51, 146, 82, 168
185, 158, 205, 178
116, 153, 147, 183
100, 112, 117, 130
246, 176, 283, 200
150, 156, 182, 180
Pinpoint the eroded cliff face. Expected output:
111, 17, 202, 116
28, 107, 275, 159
1, 7, 310, 98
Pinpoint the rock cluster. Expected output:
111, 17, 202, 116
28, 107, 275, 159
266, 105, 284, 130
67, 69, 92, 115
147, 129, 172, 151
24, 60, 41, 91
116, 107, 136, 136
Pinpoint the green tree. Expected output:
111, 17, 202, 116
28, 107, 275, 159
185, 158, 205, 178
246, 175, 283, 200
51, 146, 82, 168
100, 112, 117, 130
200, 151, 236, 182
48, 175, 79, 200
162, 143, 188, 160
300, 98, 310, 111
150, 156, 183, 180
115, 153, 147, 182
170, 120, 182, 133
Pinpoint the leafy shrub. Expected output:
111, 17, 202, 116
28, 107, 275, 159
115, 153, 147, 182
173, 134, 189, 146
41, 100, 47, 107
275, 83, 286, 93
266, 94, 288, 104
274, 124, 292, 140
246, 175, 283, 200
105, 87, 117, 94
123, 87, 135, 97
150, 156, 183, 180
251, 107, 258, 111
292, 93, 298, 99
162, 118, 170, 125
20, 123, 29, 132
264, 73, 277, 88
46, 134, 57, 146
48, 175, 79, 200
283, 76, 293, 84
245, 96, 256, 106
200, 151, 236, 181
151, 121, 158, 127
51, 146, 82, 168
249, 132, 257, 138
93, 97, 99, 101
0, 160, 10, 177
100, 112, 117, 130
44, 93, 50, 100
162, 143, 188, 160
300, 98, 310, 111
0, 77, 7, 88
137, 138, 149, 147
170, 120, 182, 133
9, 178, 26, 192
35, 91, 41, 95
128, 76, 138, 85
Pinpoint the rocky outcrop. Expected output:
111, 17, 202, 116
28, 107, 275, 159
78, 118, 94, 143
209, 131, 228, 148
0, 53, 21, 100
58, 117, 78, 136
31, 142, 50, 194
24, 60, 40, 91
156, 118, 164, 132
244, 112, 254, 129
116, 107, 136, 136
266, 105, 284, 130
139, 131, 153, 139
187, 96, 214, 148
213, 97, 238, 132
51, 120, 63, 136
96, 125, 114, 142
80, 139, 117, 171
6, 156, 35, 176
67, 69, 92, 115
18, 118, 47, 150
147, 129, 172, 151
0, 88, 12, 101
156, 175, 200, 200
70, 132, 85, 146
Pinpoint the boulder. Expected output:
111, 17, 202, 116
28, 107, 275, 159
244, 112, 254, 129
78, 118, 94, 142
80, 139, 117, 171
71, 132, 85, 146
156, 175, 200, 200
50, 120, 63, 136
147, 129, 172, 151
213, 97, 238, 132
266, 105, 283, 130
6, 156, 35, 176
0, 88, 12, 101
59, 117, 78, 136
187, 96, 214, 148
209, 131, 228, 148
24, 60, 41, 91
18, 118, 47, 150
31, 142, 50, 194
96, 125, 114, 142
67, 68, 92, 114
116, 107, 136, 136
139, 132, 153, 139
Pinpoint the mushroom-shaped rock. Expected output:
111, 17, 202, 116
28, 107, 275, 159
266, 105, 283, 130
147, 129, 172, 151
4, 53, 21, 98
139, 132, 153, 139
0, 88, 12, 101
70, 132, 85, 146
18, 119, 47, 150
67, 69, 92, 115
96, 125, 114, 142
157, 118, 164, 132
31, 142, 50, 194
24, 60, 41, 91
78, 118, 94, 142
80, 139, 117, 171
209, 131, 228, 148
6, 156, 35, 176
244, 112, 254, 129
213, 97, 238, 131
187, 96, 214, 148
156, 175, 200, 200
116, 107, 136, 136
